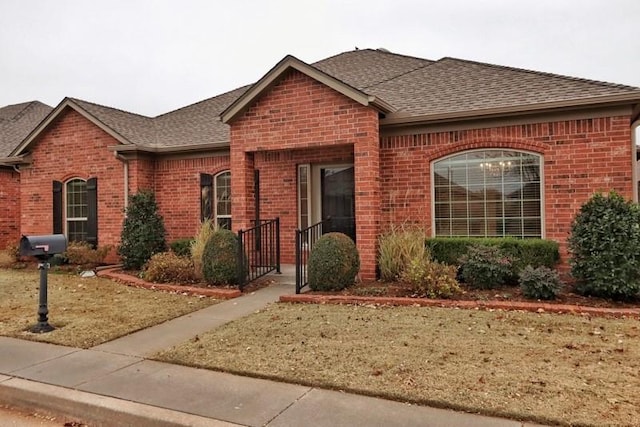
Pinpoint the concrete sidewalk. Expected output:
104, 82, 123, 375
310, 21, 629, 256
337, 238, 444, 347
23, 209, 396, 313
0, 272, 545, 427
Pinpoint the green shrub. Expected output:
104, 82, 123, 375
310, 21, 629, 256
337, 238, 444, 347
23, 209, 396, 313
170, 238, 194, 258
519, 265, 562, 300
378, 225, 428, 281
191, 219, 218, 279
460, 245, 513, 289
427, 237, 559, 274
118, 191, 167, 270
202, 229, 241, 286
64, 241, 112, 267
142, 252, 197, 284
402, 256, 460, 298
568, 191, 640, 300
309, 232, 360, 291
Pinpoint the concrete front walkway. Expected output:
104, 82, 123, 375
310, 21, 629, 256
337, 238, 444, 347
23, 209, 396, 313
0, 271, 546, 427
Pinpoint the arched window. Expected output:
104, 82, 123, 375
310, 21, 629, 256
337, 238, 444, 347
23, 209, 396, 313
432, 149, 542, 238
65, 178, 88, 242
215, 171, 231, 229
200, 171, 231, 229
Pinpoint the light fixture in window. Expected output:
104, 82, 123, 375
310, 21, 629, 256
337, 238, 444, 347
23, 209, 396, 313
480, 160, 512, 177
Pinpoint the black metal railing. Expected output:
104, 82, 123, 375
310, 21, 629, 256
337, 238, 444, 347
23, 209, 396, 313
237, 218, 280, 290
295, 218, 331, 294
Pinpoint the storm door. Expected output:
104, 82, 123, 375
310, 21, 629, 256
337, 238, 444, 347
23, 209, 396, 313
320, 166, 355, 241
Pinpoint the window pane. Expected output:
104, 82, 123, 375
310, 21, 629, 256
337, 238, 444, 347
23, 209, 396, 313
433, 150, 542, 238
215, 172, 231, 221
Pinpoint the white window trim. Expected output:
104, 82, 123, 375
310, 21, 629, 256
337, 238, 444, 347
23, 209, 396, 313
429, 148, 545, 238
297, 164, 312, 230
214, 170, 231, 227
64, 178, 88, 241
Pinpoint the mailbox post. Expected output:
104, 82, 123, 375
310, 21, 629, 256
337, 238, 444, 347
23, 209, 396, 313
19, 234, 67, 333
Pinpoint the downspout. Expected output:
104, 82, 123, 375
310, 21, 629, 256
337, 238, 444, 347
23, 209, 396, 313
114, 152, 129, 211
632, 118, 640, 203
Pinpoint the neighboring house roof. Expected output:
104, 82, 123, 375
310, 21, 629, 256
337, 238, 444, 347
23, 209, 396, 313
8, 48, 640, 157
0, 101, 52, 158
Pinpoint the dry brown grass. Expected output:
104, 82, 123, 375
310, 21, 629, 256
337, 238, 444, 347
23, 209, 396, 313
156, 303, 640, 427
0, 268, 217, 348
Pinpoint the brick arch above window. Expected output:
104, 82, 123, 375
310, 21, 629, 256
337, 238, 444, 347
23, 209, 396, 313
429, 139, 548, 163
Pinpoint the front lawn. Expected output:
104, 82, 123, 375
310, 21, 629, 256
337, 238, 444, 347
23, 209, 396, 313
156, 302, 640, 426
0, 268, 218, 348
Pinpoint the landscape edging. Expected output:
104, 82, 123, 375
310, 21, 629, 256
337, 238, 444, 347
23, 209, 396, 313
279, 294, 640, 318
97, 268, 242, 299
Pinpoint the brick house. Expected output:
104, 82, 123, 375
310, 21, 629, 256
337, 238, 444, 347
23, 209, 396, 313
2, 49, 640, 279
0, 101, 52, 247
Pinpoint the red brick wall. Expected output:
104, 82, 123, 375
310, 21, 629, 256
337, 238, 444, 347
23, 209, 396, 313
19, 108, 136, 259
381, 116, 634, 264
254, 146, 354, 263
0, 169, 21, 249
155, 155, 230, 242
230, 70, 380, 278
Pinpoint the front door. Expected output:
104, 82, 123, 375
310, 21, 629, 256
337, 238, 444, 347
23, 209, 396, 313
320, 166, 355, 241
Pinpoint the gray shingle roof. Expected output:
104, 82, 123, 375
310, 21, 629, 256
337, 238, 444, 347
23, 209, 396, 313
11, 49, 640, 155
367, 57, 640, 117
312, 49, 433, 90
0, 101, 52, 157
67, 85, 250, 149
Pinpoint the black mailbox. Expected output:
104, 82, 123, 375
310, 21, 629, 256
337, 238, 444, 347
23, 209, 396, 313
20, 234, 68, 258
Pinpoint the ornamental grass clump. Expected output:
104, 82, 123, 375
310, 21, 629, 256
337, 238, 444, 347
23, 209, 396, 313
460, 244, 513, 289
378, 225, 429, 281
191, 219, 218, 279
519, 265, 562, 300
568, 191, 640, 300
308, 232, 360, 291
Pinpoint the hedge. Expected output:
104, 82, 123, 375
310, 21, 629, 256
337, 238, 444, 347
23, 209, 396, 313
426, 237, 560, 272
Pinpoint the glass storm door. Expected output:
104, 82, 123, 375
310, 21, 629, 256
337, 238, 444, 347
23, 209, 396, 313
320, 166, 356, 241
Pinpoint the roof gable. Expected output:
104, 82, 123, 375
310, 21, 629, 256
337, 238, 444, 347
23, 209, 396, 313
221, 55, 395, 124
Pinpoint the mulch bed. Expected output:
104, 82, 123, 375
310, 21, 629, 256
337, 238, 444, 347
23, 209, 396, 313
281, 280, 640, 318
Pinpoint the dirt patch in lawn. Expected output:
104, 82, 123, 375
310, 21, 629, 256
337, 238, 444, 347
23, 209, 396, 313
156, 303, 640, 427
0, 268, 218, 348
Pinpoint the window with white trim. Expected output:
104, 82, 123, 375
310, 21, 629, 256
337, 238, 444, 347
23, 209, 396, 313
433, 149, 542, 238
215, 171, 231, 229
65, 178, 88, 242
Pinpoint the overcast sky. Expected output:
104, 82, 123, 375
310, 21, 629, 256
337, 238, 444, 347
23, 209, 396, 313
1, 0, 639, 117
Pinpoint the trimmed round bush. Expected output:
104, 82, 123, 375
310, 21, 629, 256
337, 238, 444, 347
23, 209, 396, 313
202, 229, 241, 286
568, 191, 640, 300
143, 252, 197, 284
309, 232, 360, 291
460, 245, 513, 289
519, 265, 562, 300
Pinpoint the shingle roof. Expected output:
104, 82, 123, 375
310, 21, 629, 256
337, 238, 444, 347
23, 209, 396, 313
10, 49, 640, 156
0, 101, 52, 157
64, 85, 251, 149
312, 49, 433, 90
367, 57, 640, 117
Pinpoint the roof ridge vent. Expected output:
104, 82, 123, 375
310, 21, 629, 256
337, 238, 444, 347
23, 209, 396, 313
377, 47, 391, 53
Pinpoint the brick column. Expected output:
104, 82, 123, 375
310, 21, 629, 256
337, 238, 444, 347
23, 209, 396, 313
230, 148, 255, 232
354, 116, 381, 281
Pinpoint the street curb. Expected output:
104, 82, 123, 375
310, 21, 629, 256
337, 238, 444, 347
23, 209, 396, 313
279, 294, 640, 318
97, 269, 242, 299
0, 377, 239, 427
